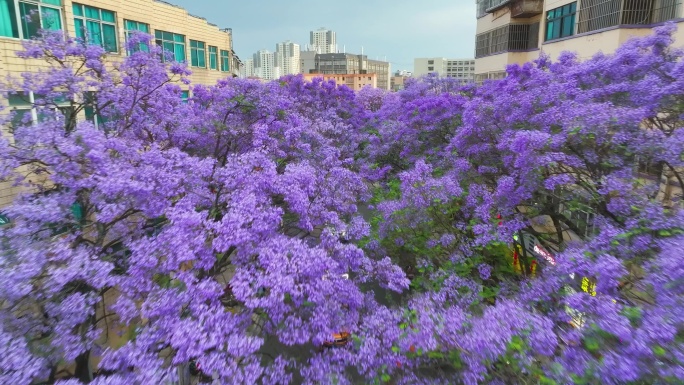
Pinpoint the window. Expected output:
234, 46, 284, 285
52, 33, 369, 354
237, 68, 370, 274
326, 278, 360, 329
155, 30, 186, 62
189, 40, 206, 68
72, 3, 117, 52
208, 45, 218, 70
428, 66, 434, 71
181, 90, 189, 103
545, 2, 576, 41
427, 60, 434, 64
0, 0, 62, 39
220, 49, 229, 72
124, 19, 149, 53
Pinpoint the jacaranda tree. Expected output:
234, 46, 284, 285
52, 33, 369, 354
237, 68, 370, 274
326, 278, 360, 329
1, 25, 684, 385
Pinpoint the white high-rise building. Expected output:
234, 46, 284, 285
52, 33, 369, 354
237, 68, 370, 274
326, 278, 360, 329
249, 50, 281, 80
309, 27, 337, 54
275, 40, 301, 76
413, 58, 475, 83
242, 58, 254, 78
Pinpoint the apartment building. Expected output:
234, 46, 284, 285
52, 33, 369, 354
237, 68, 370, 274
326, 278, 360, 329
303, 72, 378, 91
275, 40, 301, 75
309, 27, 337, 54
390, 70, 412, 91
414, 57, 476, 82
474, 0, 684, 82
0, 0, 241, 207
312, 53, 391, 90
245, 49, 281, 80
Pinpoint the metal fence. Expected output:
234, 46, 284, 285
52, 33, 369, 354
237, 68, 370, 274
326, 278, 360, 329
578, 0, 682, 33
475, 23, 539, 58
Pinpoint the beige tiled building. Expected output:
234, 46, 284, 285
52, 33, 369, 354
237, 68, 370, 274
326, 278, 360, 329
303, 72, 378, 91
0, 0, 242, 208
474, 0, 684, 82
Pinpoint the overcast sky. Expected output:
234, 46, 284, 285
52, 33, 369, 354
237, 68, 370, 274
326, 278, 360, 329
167, 0, 476, 72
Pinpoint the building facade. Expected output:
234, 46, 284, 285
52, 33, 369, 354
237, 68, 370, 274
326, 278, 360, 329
300, 50, 317, 74
474, 0, 684, 82
414, 57, 475, 82
248, 49, 280, 80
0, 0, 239, 84
0, 0, 241, 208
303, 73, 377, 91
391, 70, 412, 91
309, 27, 337, 54
313, 53, 391, 90
275, 40, 301, 76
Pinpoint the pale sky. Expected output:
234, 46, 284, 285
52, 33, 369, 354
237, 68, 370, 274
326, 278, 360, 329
166, 0, 477, 73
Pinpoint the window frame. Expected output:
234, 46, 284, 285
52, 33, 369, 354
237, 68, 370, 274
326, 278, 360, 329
220, 49, 230, 72
0, 0, 63, 39
208, 45, 218, 70
189, 39, 206, 68
545, 2, 577, 41
154, 29, 186, 63
72, 3, 118, 52
123, 19, 150, 54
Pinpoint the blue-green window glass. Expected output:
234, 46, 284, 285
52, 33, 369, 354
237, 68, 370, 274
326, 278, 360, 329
545, 2, 576, 41
155, 30, 185, 62
1, 0, 63, 39
0, 0, 19, 38
208, 46, 217, 70
124, 19, 149, 54
190, 40, 206, 68
71, 3, 82, 16
181, 90, 189, 103
19, 2, 39, 38
72, 3, 117, 52
40, 6, 60, 30
220, 49, 229, 72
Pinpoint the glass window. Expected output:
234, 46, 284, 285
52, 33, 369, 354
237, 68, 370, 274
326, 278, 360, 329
545, 2, 576, 41
124, 19, 149, 53
155, 30, 185, 62
208, 45, 217, 70
220, 49, 229, 72
0, 0, 62, 39
190, 40, 206, 68
181, 90, 189, 103
72, 3, 117, 52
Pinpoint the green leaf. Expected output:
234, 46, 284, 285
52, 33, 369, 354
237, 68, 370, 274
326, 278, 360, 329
391, 346, 399, 353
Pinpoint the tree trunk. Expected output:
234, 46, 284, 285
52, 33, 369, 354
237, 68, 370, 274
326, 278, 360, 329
74, 350, 93, 383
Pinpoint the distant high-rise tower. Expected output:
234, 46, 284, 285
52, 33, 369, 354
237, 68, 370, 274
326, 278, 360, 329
309, 27, 337, 54
275, 40, 301, 76
251, 50, 281, 80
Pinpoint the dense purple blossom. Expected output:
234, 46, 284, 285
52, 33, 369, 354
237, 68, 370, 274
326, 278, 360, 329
2, 26, 684, 384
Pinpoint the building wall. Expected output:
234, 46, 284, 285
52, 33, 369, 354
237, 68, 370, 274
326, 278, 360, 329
0, 0, 238, 88
275, 40, 301, 75
474, 0, 684, 81
414, 57, 475, 82
0, 0, 239, 208
313, 53, 391, 90
303, 73, 377, 91
310, 28, 337, 54
300, 50, 317, 74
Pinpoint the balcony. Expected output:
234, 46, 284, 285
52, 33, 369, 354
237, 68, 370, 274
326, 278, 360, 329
486, 0, 513, 13
511, 0, 544, 18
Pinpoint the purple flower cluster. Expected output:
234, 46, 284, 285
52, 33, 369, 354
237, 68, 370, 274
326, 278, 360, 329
2, 26, 684, 384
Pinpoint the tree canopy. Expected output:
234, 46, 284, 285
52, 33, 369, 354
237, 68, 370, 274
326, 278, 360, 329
2, 26, 684, 384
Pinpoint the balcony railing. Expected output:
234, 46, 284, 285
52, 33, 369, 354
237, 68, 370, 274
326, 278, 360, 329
578, 0, 682, 34
511, 0, 544, 17
486, 0, 513, 12
475, 22, 540, 58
